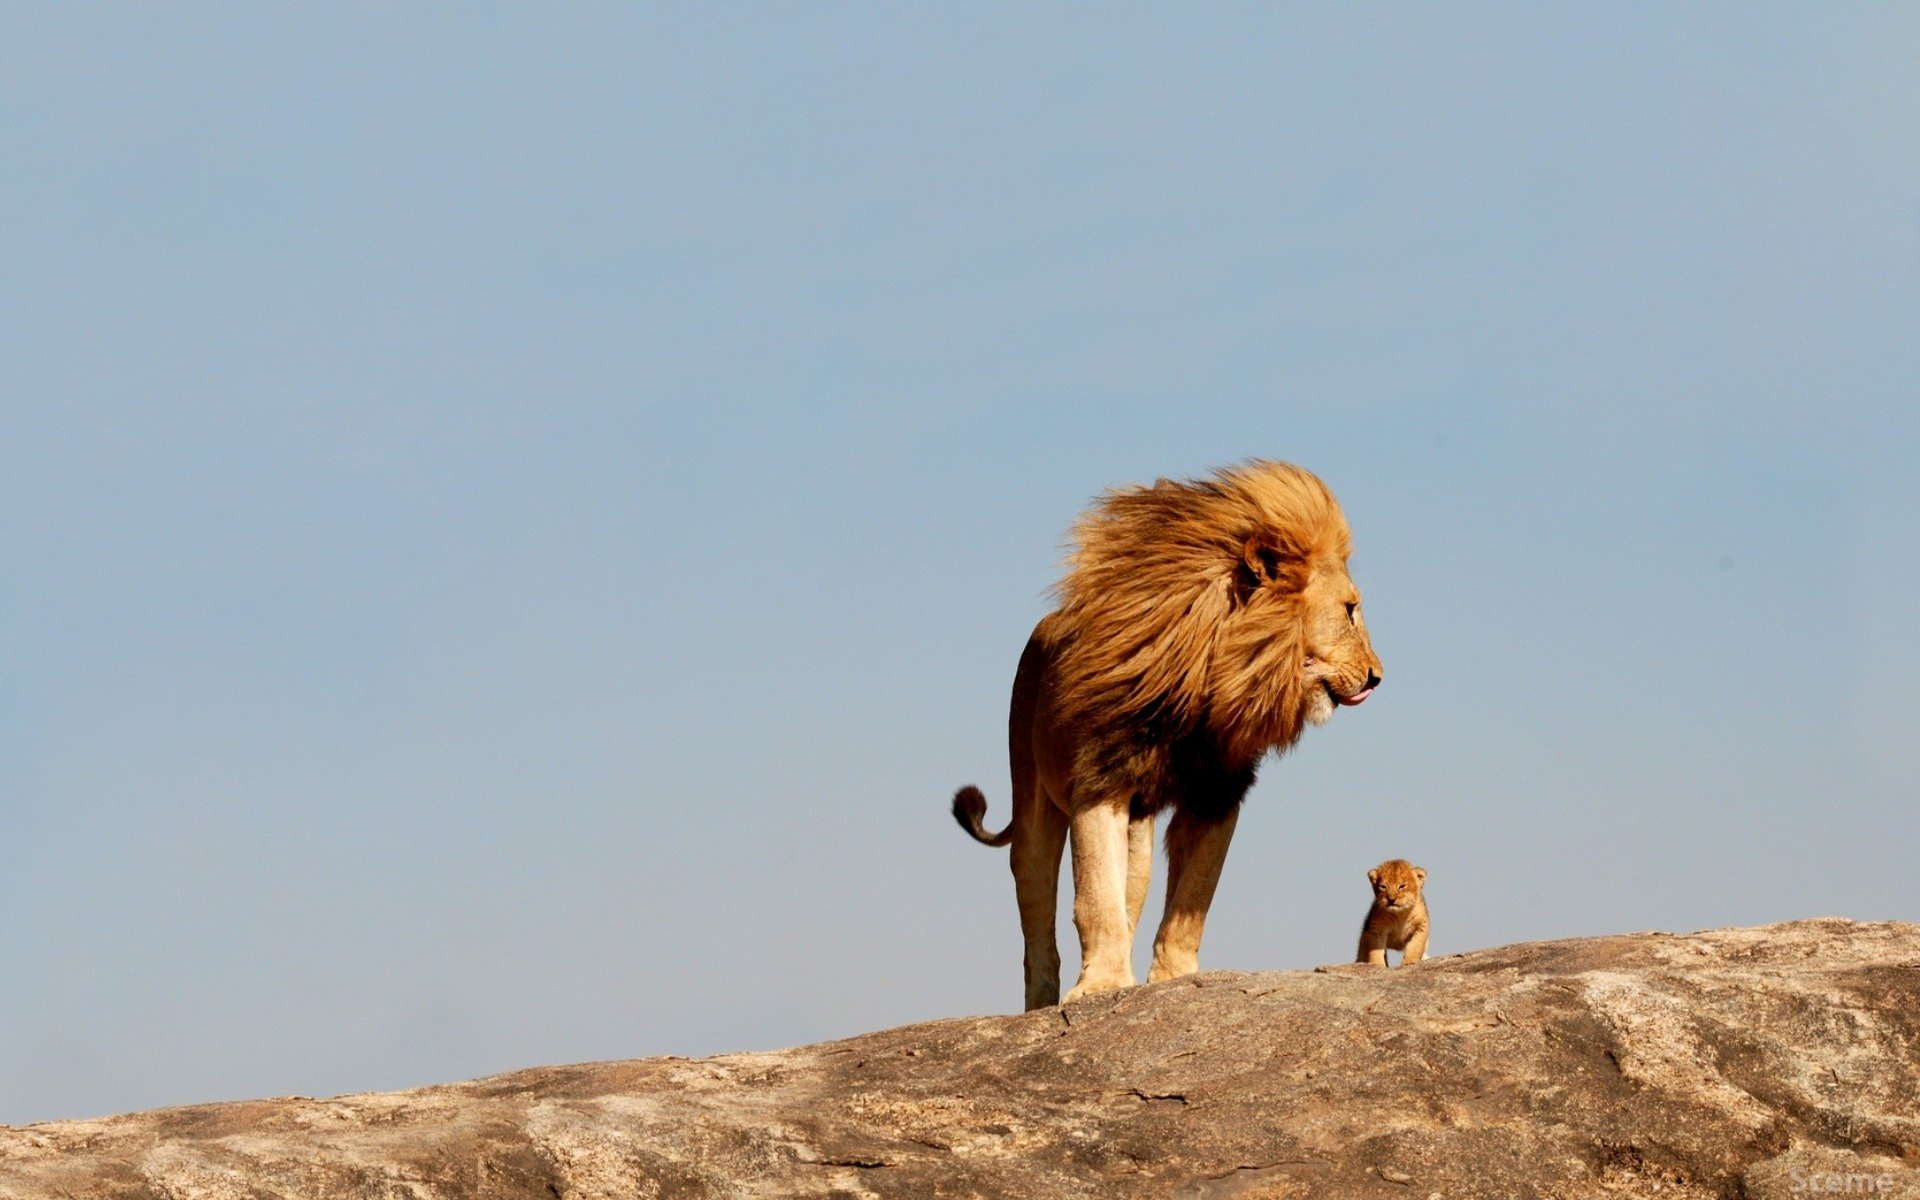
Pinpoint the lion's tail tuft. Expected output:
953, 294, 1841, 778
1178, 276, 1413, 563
951, 785, 1014, 847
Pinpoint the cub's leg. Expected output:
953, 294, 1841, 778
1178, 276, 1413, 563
1147, 806, 1239, 983
1357, 928, 1390, 966
1125, 813, 1155, 940
1401, 922, 1428, 965
1011, 788, 1069, 1011
1062, 797, 1134, 1001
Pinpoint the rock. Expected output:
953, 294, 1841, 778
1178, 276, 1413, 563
3, 919, 1917, 1199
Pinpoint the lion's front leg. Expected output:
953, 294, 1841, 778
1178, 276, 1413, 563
1062, 799, 1134, 1002
1125, 812, 1154, 940
1148, 806, 1239, 983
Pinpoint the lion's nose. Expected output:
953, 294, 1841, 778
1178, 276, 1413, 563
1365, 669, 1382, 691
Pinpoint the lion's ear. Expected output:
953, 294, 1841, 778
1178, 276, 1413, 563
1238, 535, 1305, 593
1367, 867, 1381, 886
1413, 867, 1427, 885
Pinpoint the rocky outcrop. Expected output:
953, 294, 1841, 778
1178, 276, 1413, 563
3, 919, 1917, 1199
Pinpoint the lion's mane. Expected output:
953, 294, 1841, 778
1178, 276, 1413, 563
1051, 460, 1352, 790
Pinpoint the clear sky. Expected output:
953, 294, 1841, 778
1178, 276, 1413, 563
3, 7, 1917, 1125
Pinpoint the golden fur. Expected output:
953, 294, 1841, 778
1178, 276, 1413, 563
1357, 859, 1429, 966
952, 460, 1383, 1009
1054, 461, 1355, 769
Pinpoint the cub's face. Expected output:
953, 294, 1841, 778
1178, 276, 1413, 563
1302, 559, 1383, 726
1369, 860, 1426, 912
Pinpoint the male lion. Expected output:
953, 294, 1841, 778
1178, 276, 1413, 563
952, 460, 1382, 1010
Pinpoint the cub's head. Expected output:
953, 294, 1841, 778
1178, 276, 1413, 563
1368, 859, 1426, 912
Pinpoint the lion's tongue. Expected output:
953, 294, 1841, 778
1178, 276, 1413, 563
1337, 686, 1373, 707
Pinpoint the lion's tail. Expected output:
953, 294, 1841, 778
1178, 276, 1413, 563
951, 785, 1014, 847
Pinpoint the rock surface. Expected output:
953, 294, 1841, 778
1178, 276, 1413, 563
4, 919, 1917, 1199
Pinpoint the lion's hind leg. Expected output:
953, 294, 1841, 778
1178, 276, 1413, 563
1011, 785, 1069, 1011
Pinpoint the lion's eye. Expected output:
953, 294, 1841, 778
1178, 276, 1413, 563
1345, 602, 1357, 624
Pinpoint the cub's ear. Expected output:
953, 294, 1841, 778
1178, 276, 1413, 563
1413, 867, 1427, 884
1367, 867, 1381, 886
1237, 535, 1305, 593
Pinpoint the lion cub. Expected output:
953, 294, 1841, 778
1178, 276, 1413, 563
1357, 859, 1428, 966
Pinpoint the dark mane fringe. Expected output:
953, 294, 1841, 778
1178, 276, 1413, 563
1051, 460, 1351, 764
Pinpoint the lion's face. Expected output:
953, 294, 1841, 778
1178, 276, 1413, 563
1299, 559, 1382, 726
1369, 860, 1425, 912
1057, 461, 1380, 765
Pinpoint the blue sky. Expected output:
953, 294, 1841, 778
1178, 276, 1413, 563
2, 7, 1916, 1124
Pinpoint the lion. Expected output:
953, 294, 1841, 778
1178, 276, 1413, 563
1356, 859, 1428, 966
951, 460, 1383, 1010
